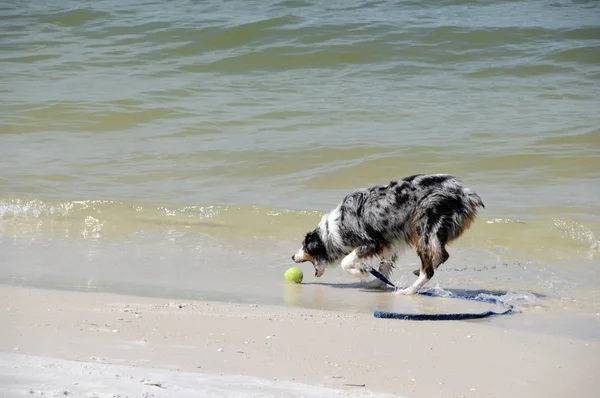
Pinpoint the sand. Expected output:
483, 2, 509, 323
0, 285, 597, 398
1, 353, 404, 398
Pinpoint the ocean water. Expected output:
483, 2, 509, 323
1, 0, 599, 336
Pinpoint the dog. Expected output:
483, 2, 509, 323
291, 174, 484, 294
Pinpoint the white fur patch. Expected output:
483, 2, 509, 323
293, 247, 310, 262
325, 206, 344, 247
340, 250, 370, 278
340, 250, 358, 271
317, 206, 350, 251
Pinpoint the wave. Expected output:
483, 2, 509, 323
43, 9, 112, 27
4, 0, 597, 84
0, 196, 321, 241
1, 196, 598, 260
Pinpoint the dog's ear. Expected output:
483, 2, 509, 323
303, 231, 317, 249
304, 231, 327, 261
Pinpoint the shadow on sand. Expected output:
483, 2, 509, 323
302, 281, 547, 300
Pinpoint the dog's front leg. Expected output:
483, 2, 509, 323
340, 249, 371, 278
361, 259, 395, 289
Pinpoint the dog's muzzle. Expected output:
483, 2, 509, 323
314, 266, 324, 277
292, 248, 314, 264
292, 249, 323, 276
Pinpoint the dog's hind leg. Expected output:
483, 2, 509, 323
397, 253, 433, 295
410, 252, 446, 276
412, 249, 449, 275
398, 244, 449, 295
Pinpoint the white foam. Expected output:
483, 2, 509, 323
0, 353, 405, 398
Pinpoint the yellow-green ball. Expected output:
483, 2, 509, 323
285, 267, 303, 284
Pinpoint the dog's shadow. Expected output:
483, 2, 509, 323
303, 281, 547, 299
302, 281, 387, 290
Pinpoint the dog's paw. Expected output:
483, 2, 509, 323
396, 287, 419, 295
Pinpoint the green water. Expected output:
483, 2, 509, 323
1, 0, 599, 331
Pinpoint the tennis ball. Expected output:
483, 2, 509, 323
285, 267, 303, 284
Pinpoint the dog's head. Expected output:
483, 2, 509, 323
291, 229, 328, 277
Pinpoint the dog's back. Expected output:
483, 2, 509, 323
403, 174, 484, 209
336, 174, 483, 246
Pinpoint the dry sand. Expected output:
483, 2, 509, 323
0, 285, 597, 397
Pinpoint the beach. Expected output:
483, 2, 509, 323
1, 285, 598, 397
1, 0, 599, 396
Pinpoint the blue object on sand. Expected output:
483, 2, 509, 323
369, 268, 514, 321
373, 306, 513, 321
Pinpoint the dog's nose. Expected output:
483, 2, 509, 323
291, 255, 295, 261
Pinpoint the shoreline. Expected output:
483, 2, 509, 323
1, 284, 598, 397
